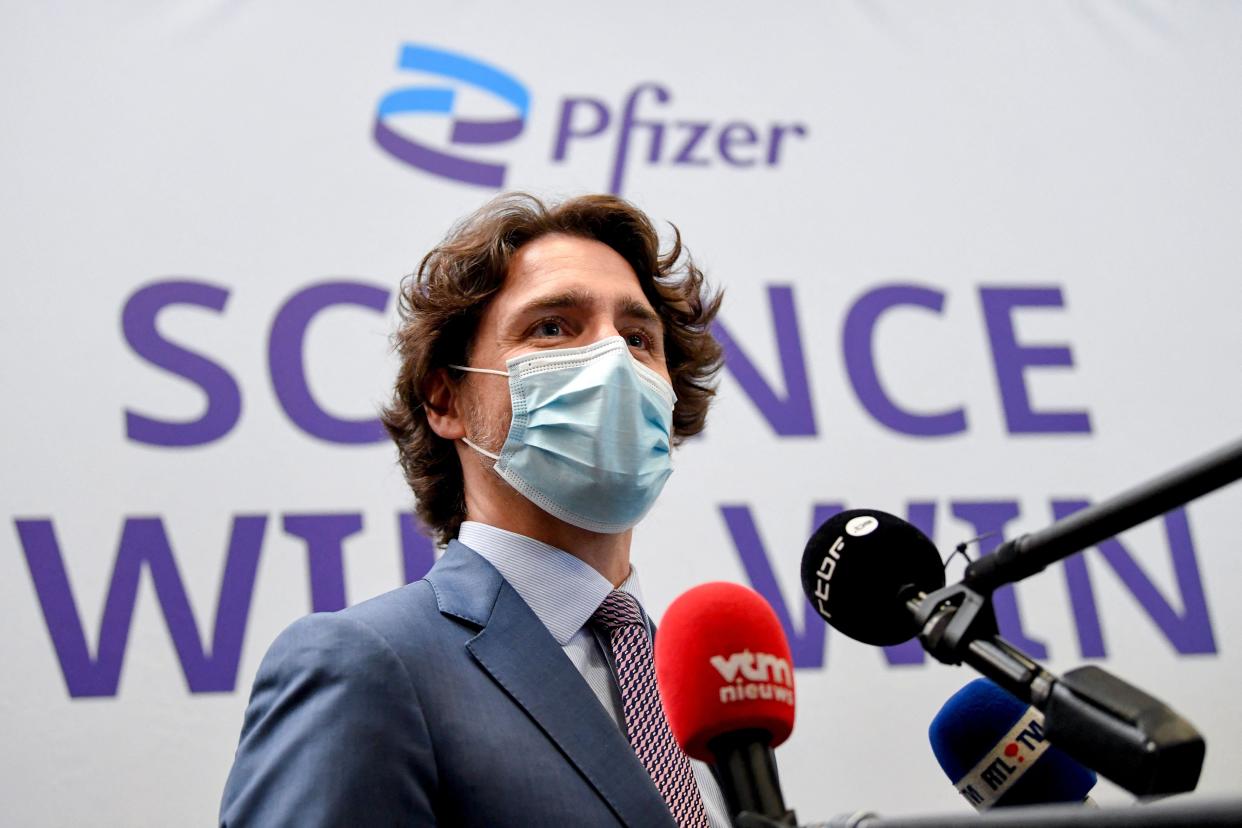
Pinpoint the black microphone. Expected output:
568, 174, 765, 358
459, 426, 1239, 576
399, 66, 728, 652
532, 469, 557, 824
799, 509, 1204, 798
799, 509, 946, 646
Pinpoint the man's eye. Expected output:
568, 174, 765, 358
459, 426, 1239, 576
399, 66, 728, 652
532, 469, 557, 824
625, 332, 650, 349
534, 320, 563, 337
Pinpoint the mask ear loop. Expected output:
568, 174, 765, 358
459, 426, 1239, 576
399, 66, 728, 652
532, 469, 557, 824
447, 364, 509, 461
449, 364, 509, 377
461, 437, 501, 461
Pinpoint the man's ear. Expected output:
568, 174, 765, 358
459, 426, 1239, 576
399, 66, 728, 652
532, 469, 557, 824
423, 368, 467, 440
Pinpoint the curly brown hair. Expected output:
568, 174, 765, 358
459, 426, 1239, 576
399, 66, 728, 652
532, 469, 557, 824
381, 192, 724, 545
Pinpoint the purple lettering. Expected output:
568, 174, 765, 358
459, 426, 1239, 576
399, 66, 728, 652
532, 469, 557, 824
713, 285, 817, 436
552, 97, 611, 161
283, 513, 364, 612
1056, 501, 1216, 656
717, 121, 759, 167
766, 123, 807, 165
844, 284, 967, 436
608, 83, 671, 194
980, 287, 1091, 434
122, 280, 241, 447
268, 281, 389, 444
15, 515, 265, 697
672, 120, 712, 166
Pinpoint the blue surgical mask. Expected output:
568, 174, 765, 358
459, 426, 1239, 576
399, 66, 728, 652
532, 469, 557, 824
451, 336, 676, 534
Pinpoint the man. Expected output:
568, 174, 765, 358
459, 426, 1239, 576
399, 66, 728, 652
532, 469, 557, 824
220, 193, 727, 826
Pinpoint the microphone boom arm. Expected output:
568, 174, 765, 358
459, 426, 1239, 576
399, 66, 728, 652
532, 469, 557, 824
902, 439, 1239, 794
964, 436, 1242, 593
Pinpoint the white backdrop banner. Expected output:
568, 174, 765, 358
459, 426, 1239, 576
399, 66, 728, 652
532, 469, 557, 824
3, 1, 1241, 824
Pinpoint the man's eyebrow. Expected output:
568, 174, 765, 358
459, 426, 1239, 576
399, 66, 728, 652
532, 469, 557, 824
617, 297, 662, 328
516, 290, 663, 327
517, 289, 594, 315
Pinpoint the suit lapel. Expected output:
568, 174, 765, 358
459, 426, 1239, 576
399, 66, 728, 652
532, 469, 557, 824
427, 542, 676, 828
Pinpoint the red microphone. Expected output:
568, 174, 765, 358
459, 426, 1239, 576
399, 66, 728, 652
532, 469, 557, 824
655, 582, 797, 825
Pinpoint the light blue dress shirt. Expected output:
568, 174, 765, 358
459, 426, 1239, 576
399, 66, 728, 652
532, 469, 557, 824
458, 521, 731, 828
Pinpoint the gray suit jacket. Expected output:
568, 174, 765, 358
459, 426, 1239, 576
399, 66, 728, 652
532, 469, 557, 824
220, 540, 677, 826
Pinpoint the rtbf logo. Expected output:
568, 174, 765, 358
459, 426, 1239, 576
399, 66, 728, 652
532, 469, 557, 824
374, 43, 808, 194
373, 45, 529, 187
710, 650, 795, 706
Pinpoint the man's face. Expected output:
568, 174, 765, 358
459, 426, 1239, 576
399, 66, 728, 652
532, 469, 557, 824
461, 232, 670, 456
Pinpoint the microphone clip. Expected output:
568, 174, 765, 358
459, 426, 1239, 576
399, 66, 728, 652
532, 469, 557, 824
911, 581, 999, 667
910, 586, 1206, 797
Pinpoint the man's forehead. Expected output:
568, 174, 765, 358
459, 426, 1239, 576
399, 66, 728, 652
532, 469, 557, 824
495, 235, 658, 319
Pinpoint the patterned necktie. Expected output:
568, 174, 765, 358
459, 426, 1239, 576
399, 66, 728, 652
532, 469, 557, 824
591, 590, 711, 828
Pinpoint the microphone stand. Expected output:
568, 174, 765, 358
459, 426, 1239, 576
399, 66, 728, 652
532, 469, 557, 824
708, 729, 799, 827
898, 435, 1242, 797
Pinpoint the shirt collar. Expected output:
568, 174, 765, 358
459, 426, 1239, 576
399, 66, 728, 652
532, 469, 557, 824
458, 521, 645, 646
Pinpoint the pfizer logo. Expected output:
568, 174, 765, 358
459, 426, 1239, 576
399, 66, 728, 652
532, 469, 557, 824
845, 515, 879, 537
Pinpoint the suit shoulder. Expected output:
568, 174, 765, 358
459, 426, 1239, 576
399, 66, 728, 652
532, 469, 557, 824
336, 578, 450, 645
223, 590, 439, 825
252, 575, 479, 710
256, 604, 415, 692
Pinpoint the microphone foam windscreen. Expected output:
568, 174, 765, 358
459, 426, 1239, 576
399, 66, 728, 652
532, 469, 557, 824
800, 509, 945, 646
654, 582, 796, 763
929, 678, 1097, 811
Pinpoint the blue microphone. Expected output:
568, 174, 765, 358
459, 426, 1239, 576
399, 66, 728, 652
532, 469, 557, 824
929, 678, 1097, 811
